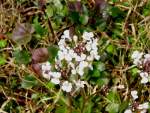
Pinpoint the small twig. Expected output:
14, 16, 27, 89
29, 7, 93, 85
43, 11, 58, 43
0, 47, 13, 52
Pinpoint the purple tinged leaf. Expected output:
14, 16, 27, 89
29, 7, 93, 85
68, 1, 83, 13
32, 48, 49, 63
12, 23, 34, 45
32, 63, 42, 75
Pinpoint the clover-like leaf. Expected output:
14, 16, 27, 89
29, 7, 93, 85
11, 23, 34, 45
21, 74, 38, 89
32, 48, 49, 63
13, 49, 31, 65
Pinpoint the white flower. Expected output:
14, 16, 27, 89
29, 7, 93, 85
91, 38, 98, 50
68, 49, 75, 58
58, 39, 66, 46
82, 32, 94, 41
144, 54, 150, 59
61, 81, 72, 92
131, 51, 143, 60
77, 60, 90, 75
78, 68, 84, 76
75, 55, 83, 62
57, 51, 65, 60
41, 62, 51, 71
90, 50, 100, 60
51, 78, 60, 84
80, 53, 86, 61
88, 63, 93, 70
87, 55, 94, 61
65, 53, 72, 62
74, 80, 85, 88
140, 110, 147, 113
85, 42, 92, 51
131, 90, 138, 100
95, 54, 100, 60
138, 102, 149, 110
71, 69, 77, 75
133, 59, 142, 65
140, 72, 149, 84
79, 61, 88, 69
143, 54, 150, 64
124, 109, 132, 113
61, 30, 71, 40
51, 72, 61, 78
42, 72, 51, 80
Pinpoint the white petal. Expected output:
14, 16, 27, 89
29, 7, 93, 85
138, 102, 149, 110
75, 80, 85, 88
80, 53, 86, 61
131, 90, 138, 100
131, 51, 143, 60
94, 55, 100, 60
51, 78, 60, 84
61, 81, 72, 92
71, 69, 77, 75
78, 69, 84, 76
42, 72, 51, 80
141, 77, 148, 84
87, 55, 94, 61
51, 72, 61, 78
133, 59, 141, 65
124, 109, 132, 113
85, 43, 92, 51
65, 54, 72, 62
144, 54, 150, 59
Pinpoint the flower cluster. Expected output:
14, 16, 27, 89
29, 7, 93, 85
40, 30, 100, 93
131, 51, 150, 84
124, 102, 149, 113
126, 51, 150, 113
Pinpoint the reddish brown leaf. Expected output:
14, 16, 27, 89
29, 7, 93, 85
68, 1, 83, 13
31, 63, 42, 75
32, 48, 49, 63
0, 33, 6, 40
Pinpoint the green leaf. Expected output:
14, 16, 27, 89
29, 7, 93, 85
96, 62, 105, 72
97, 78, 109, 86
55, 105, 67, 113
92, 69, 100, 77
0, 40, 7, 48
21, 75, 38, 89
13, 49, 31, 65
83, 101, 93, 113
106, 91, 121, 103
69, 12, 80, 23
33, 17, 47, 36
130, 68, 139, 77
79, 14, 89, 25
119, 101, 129, 113
48, 45, 59, 63
0, 56, 6, 65
46, 82, 55, 89
109, 7, 124, 18
106, 103, 119, 113
31, 93, 39, 100
106, 44, 116, 54
46, 6, 54, 17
